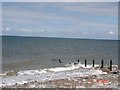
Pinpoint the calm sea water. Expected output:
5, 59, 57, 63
2, 36, 118, 72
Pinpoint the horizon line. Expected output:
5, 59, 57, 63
1, 35, 119, 41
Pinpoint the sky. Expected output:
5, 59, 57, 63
2, 2, 118, 40
2, 0, 120, 2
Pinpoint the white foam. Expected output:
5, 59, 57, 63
34, 62, 99, 73
18, 69, 47, 76
66, 62, 100, 68
0, 84, 3, 87
48, 65, 79, 72
1, 63, 108, 87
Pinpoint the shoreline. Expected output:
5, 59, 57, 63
1, 74, 118, 88
1, 70, 119, 88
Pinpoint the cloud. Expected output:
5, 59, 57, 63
19, 28, 47, 33
5, 27, 11, 31
2, 2, 118, 40
2, 27, 11, 31
84, 32, 88, 34
2, 0, 119, 2
3, 2, 117, 24
20, 28, 33, 32
3, 7, 117, 31
62, 3, 118, 17
40, 29, 44, 32
3, 8, 67, 21
109, 31, 115, 35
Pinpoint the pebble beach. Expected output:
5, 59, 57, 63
1, 64, 119, 89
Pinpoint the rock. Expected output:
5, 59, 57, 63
5, 70, 17, 76
111, 71, 118, 74
101, 68, 110, 73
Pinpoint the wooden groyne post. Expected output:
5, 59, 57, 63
109, 59, 112, 71
59, 59, 62, 63
101, 60, 104, 68
85, 60, 87, 67
93, 60, 95, 67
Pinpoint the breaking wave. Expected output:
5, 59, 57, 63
1, 62, 118, 87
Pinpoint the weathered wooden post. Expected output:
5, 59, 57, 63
109, 59, 112, 71
101, 60, 104, 68
85, 60, 87, 67
93, 59, 95, 67
59, 59, 62, 63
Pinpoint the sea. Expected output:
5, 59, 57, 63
0, 36, 119, 87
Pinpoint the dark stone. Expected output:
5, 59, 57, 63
112, 71, 118, 74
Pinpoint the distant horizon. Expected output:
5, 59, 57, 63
1, 35, 119, 41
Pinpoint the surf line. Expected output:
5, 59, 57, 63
53, 59, 117, 73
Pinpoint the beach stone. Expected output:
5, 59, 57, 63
29, 85, 36, 88
82, 76, 89, 79
93, 79, 97, 82
101, 68, 110, 73
112, 71, 118, 74
5, 70, 17, 76
92, 75, 97, 78
83, 79, 86, 82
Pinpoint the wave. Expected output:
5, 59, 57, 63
13, 63, 102, 76
0, 70, 17, 77
0, 62, 118, 87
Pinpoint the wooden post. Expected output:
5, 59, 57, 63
109, 59, 112, 71
59, 59, 62, 63
93, 60, 95, 67
85, 60, 87, 67
101, 60, 104, 68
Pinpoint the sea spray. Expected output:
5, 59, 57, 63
1, 63, 110, 87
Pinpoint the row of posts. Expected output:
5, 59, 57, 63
84, 59, 112, 71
